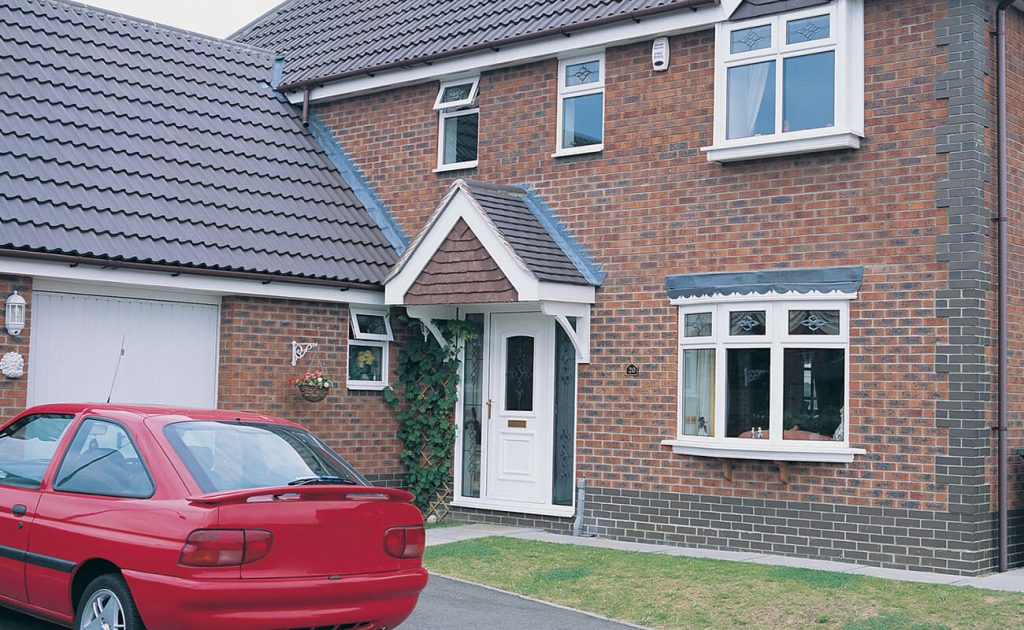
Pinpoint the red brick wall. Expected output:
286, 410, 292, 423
0, 275, 31, 421
216, 296, 404, 478
317, 0, 982, 512
1004, 6, 1024, 513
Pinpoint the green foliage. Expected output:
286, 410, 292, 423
383, 314, 477, 513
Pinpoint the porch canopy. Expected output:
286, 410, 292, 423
384, 179, 603, 361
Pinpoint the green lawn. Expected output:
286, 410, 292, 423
424, 537, 1024, 629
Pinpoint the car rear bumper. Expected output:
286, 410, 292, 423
123, 567, 428, 630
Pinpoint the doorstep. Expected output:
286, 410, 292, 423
427, 526, 1024, 593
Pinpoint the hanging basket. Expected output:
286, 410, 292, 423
298, 383, 330, 402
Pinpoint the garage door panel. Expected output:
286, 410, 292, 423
27, 291, 219, 407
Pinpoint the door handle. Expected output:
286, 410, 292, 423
486, 399, 493, 420
12, 504, 27, 517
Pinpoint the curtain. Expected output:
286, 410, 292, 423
683, 349, 715, 436
727, 61, 773, 139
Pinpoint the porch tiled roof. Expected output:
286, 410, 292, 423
0, 0, 398, 286
232, 0, 716, 89
462, 181, 600, 287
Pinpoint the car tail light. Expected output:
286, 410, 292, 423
180, 529, 273, 567
383, 525, 425, 559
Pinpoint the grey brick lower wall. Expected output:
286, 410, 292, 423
447, 484, 1024, 577
365, 472, 408, 489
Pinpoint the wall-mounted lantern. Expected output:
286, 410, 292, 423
5, 291, 26, 336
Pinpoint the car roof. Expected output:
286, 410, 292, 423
17, 403, 298, 427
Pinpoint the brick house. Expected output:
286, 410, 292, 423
231, 0, 1024, 576
3, 0, 1023, 578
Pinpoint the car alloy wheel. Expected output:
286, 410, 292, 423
80, 588, 126, 630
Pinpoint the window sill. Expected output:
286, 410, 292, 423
347, 382, 387, 392
552, 143, 603, 158
661, 438, 864, 463
434, 161, 478, 173
451, 497, 576, 518
701, 130, 862, 163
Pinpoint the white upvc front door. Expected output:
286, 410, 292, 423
483, 312, 554, 505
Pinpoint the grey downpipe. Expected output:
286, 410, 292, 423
572, 478, 593, 537
996, 0, 1014, 574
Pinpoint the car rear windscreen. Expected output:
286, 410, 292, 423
164, 421, 367, 493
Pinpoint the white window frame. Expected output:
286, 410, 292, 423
665, 294, 864, 463
349, 307, 393, 342
433, 77, 480, 110
436, 107, 480, 172
347, 308, 391, 391
554, 52, 605, 157
702, 0, 864, 163
434, 76, 480, 172
347, 339, 389, 391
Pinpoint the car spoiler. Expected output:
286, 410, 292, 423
187, 485, 414, 506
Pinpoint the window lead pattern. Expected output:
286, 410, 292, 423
730, 25, 771, 53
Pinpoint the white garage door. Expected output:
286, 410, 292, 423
27, 285, 220, 407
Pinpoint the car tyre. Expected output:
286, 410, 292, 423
75, 573, 145, 630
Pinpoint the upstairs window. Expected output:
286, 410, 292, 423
555, 53, 605, 157
704, 0, 864, 162
435, 77, 480, 172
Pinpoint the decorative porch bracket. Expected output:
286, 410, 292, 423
542, 302, 591, 363
405, 305, 456, 349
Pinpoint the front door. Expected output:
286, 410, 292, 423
484, 313, 554, 505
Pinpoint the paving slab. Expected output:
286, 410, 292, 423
964, 568, 1024, 592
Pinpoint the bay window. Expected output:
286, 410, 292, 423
704, 0, 864, 162
669, 298, 861, 462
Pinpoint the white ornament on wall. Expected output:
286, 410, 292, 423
0, 351, 24, 379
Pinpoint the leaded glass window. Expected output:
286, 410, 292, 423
730, 310, 766, 335
786, 14, 830, 45
684, 312, 713, 338
505, 335, 534, 412
730, 24, 772, 53
460, 314, 484, 498
788, 309, 840, 335
676, 298, 850, 448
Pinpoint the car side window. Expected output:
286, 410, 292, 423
0, 414, 75, 489
54, 418, 155, 498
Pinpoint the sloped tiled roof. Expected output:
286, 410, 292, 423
0, 0, 399, 286
462, 181, 600, 287
233, 0, 716, 89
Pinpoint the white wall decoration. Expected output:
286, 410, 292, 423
1, 352, 24, 379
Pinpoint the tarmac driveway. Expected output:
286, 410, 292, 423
0, 574, 635, 630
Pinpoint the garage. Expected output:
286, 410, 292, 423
26, 283, 220, 408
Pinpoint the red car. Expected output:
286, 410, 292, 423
0, 404, 427, 630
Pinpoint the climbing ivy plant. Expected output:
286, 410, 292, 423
383, 314, 477, 514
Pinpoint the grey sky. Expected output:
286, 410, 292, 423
80, 1, 283, 38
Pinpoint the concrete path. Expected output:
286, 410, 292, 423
427, 523, 1024, 593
